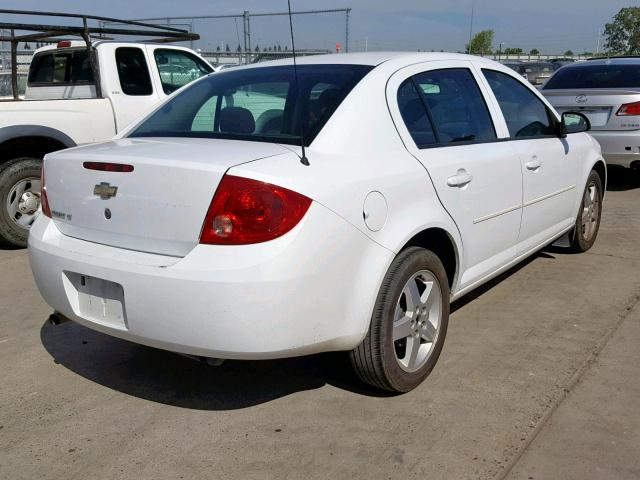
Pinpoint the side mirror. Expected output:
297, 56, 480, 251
559, 111, 591, 136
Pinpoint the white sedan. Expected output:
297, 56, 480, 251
29, 53, 605, 392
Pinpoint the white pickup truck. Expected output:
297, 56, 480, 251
0, 40, 213, 246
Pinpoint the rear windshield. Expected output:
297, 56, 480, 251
28, 49, 94, 85
544, 63, 640, 89
129, 64, 373, 146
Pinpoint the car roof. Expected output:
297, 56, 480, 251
226, 51, 499, 70
570, 57, 640, 67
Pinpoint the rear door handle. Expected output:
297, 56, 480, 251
526, 156, 542, 171
447, 169, 473, 188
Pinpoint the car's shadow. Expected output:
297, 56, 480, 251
606, 165, 640, 192
40, 321, 393, 410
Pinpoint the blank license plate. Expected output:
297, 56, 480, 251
64, 272, 127, 329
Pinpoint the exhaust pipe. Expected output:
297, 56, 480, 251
48, 312, 71, 326
178, 353, 225, 367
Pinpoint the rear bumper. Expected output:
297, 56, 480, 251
28, 203, 393, 359
589, 131, 640, 168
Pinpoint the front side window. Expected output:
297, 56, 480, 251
483, 69, 555, 138
412, 68, 497, 144
28, 49, 94, 85
130, 64, 373, 146
115, 47, 153, 96
154, 49, 212, 95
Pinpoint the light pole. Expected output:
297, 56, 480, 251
498, 42, 503, 61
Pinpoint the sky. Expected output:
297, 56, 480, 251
1, 0, 636, 54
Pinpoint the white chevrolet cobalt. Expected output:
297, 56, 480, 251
30, 53, 605, 392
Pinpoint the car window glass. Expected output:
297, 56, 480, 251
131, 64, 373, 146
483, 69, 555, 138
154, 49, 212, 95
413, 68, 496, 143
28, 50, 94, 85
544, 63, 640, 89
396, 79, 437, 147
115, 47, 153, 96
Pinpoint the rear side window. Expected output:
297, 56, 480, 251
399, 68, 496, 146
154, 49, 212, 95
544, 64, 640, 89
483, 69, 555, 138
115, 47, 152, 96
28, 49, 94, 85
397, 79, 437, 147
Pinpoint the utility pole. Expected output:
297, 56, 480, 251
596, 28, 601, 54
467, 0, 475, 53
365, 36, 368, 52
345, 8, 350, 53
498, 42, 503, 61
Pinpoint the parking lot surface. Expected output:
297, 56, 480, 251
1, 168, 639, 480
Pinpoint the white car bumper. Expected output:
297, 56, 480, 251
29, 203, 393, 359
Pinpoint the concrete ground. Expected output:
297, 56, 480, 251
0, 167, 638, 480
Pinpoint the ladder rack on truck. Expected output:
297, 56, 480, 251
0, 9, 199, 100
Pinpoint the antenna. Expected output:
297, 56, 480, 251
287, 0, 310, 166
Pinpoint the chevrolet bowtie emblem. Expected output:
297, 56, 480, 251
93, 182, 118, 200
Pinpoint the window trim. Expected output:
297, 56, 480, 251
398, 67, 499, 150
480, 68, 561, 141
115, 46, 153, 97
27, 48, 96, 88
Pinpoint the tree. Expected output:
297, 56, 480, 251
503, 47, 523, 55
564, 50, 574, 56
530, 48, 540, 55
216, 46, 221, 52
236, 44, 242, 52
225, 44, 230, 52
604, 7, 640, 54
255, 45, 260, 52
466, 29, 494, 55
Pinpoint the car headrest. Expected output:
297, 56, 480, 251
220, 106, 255, 134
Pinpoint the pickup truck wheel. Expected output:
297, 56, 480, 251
0, 157, 42, 248
350, 247, 449, 393
568, 170, 603, 253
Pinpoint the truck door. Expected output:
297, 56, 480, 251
108, 46, 161, 131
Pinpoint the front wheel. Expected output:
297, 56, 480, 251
0, 157, 43, 248
568, 170, 603, 253
350, 247, 449, 393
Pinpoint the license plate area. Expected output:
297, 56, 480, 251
62, 272, 127, 329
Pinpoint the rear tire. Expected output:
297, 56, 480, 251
568, 170, 603, 253
350, 247, 449, 393
0, 157, 43, 248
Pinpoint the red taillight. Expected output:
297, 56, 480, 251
57, 40, 71, 48
40, 162, 51, 218
200, 175, 311, 245
616, 101, 640, 116
83, 162, 134, 172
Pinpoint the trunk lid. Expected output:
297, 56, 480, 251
543, 88, 640, 131
44, 138, 291, 256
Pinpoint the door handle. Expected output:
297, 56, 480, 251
526, 156, 542, 171
447, 169, 473, 188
